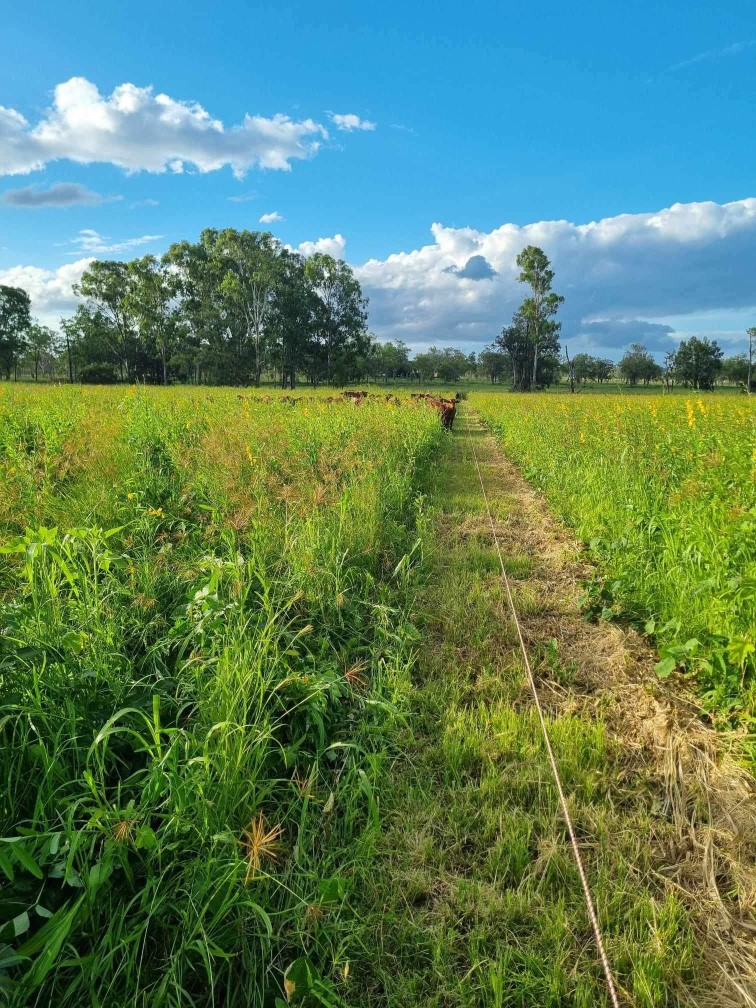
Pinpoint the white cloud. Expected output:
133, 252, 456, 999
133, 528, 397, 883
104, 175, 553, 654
130, 198, 159, 208
68, 229, 163, 254
0, 77, 329, 179
5, 197, 756, 358
0, 258, 91, 325
2, 182, 119, 207
259, 210, 283, 224
355, 197, 756, 355
296, 233, 347, 258
228, 191, 258, 202
328, 112, 376, 132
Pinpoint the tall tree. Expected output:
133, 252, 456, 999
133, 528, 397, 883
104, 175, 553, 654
516, 246, 564, 389
618, 343, 661, 386
214, 229, 281, 386
126, 256, 184, 384
671, 336, 723, 391
268, 248, 310, 389
496, 309, 560, 390
23, 322, 57, 380
305, 254, 368, 384
73, 261, 134, 380
478, 346, 510, 384
0, 285, 31, 379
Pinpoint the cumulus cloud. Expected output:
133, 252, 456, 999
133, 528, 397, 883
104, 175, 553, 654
0, 77, 329, 179
0, 258, 91, 323
356, 197, 756, 355
296, 233, 346, 258
6, 197, 756, 359
2, 181, 119, 207
328, 112, 376, 132
259, 210, 283, 224
68, 229, 163, 254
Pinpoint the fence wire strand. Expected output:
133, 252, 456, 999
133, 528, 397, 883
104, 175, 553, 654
464, 417, 623, 1008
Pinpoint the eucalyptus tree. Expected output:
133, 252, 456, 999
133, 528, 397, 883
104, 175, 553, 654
23, 322, 58, 380
478, 346, 509, 384
126, 255, 184, 384
671, 336, 722, 391
213, 228, 281, 385
618, 344, 662, 386
266, 247, 311, 389
304, 253, 368, 384
0, 284, 31, 379
73, 261, 135, 380
516, 245, 564, 388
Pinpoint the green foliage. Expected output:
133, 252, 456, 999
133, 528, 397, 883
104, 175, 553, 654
618, 344, 662, 386
495, 246, 563, 391
0, 384, 444, 1006
0, 286, 31, 380
475, 392, 756, 731
671, 336, 723, 391
64, 229, 369, 387
77, 361, 120, 383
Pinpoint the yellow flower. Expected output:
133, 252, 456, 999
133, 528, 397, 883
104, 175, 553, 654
127, 492, 136, 500
147, 507, 164, 517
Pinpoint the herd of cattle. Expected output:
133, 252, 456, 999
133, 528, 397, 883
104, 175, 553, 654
341, 390, 459, 430
266, 389, 460, 430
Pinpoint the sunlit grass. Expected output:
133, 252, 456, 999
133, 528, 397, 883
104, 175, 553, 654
473, 392, 756, 731
0, 383, 443, 1006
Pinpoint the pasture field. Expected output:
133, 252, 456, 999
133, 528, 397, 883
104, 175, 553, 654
473, 392, 756, 733
0, 383, 443, 1006
1, 382, 754, 1007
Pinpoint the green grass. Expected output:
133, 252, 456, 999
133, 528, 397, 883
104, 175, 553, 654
345, 420, 698, 1007
0, 384, 443, 1006
0, 386, 735, 1006
473, 392, 756, 734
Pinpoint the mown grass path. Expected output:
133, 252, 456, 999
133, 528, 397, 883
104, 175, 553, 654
349, 411, 755, 1008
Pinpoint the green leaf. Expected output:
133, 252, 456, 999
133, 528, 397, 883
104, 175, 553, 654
18, 896, 84, 988
0, 851, 15, 882
11, 843, 43, 880
283, 957, 317, 1003
655, 657, 677, 678
318, 876, 348, 904
728, 637, 755, 667
134, 826, 157, 851
12, 912, 30, 938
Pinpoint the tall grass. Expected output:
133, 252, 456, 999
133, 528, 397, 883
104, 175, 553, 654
473, 392, 756, 731
0, 384, 443, 1006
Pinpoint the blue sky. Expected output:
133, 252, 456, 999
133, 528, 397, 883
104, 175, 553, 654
1, 0, 755, 357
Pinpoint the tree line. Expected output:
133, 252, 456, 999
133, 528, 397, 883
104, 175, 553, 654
1, 233, 753, 390
2, 229, 369, 387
